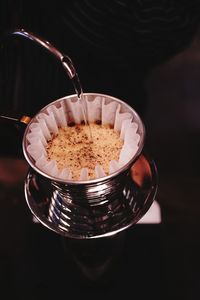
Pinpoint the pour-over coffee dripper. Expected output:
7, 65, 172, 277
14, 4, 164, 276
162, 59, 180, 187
0, 29, 158, 280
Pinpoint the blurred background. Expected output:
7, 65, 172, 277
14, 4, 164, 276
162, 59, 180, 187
0, 1, 200, 299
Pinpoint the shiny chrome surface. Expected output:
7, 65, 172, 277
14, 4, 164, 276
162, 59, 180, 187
24, 153, 158, 239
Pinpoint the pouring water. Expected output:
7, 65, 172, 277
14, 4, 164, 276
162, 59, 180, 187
0, 28, 93, 141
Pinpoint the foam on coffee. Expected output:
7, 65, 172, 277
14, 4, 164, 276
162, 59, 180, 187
46, 122, 123, 180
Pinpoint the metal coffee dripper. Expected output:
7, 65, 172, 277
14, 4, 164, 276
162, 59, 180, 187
1, 29, 158, 279
23, 92, 157, 239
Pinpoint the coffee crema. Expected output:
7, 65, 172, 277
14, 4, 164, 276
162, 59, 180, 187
46, 123, 123, 180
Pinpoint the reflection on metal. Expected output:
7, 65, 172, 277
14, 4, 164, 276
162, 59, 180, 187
19, 115, 31, 125
24, 153, 158, 239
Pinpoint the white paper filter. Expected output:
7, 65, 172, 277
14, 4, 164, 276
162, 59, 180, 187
26, 95, 141, 181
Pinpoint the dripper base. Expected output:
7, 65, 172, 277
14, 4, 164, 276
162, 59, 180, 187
24, 153, 157, 239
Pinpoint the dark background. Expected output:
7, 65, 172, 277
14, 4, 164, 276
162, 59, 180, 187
0, 1, 200, 299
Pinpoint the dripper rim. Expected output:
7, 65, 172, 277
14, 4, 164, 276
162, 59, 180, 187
22, 92, 146, 185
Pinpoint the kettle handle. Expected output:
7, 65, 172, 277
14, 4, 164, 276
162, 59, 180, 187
0, 114, 31, 130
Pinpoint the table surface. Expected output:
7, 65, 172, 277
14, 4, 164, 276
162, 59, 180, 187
1, 29, 200, 300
